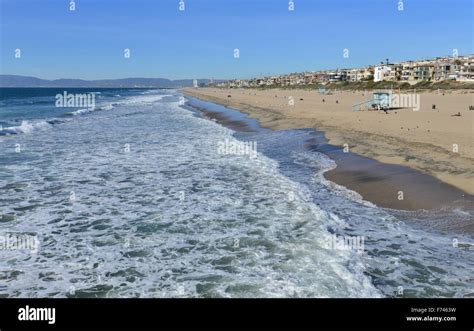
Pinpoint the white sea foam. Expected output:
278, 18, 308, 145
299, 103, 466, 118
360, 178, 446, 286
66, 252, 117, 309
0, 120, 51, 135
70, 108, 94, 116
69, 103, 116, 116
119, 94, 166, 105
293, 150, 375, 207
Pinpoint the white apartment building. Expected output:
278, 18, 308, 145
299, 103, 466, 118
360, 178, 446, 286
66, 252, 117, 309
374, 65, 392, 82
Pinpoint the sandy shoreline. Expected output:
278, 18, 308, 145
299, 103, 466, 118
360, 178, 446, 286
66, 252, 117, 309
182, 87, 474, 196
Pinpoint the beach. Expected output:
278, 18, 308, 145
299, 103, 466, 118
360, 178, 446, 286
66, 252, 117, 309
182, 88, 474, 196
1, 88, 473, 298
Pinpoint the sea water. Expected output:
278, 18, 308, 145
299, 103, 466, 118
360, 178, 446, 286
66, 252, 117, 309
0, 88, 472, 298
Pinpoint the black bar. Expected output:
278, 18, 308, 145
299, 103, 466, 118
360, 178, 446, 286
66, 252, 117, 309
0, 298, 472, 330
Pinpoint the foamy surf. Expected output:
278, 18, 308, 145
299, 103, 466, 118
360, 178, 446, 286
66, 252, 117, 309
0, 90, 382, 298
0, 89, 472, 298
0, 120, 51, 135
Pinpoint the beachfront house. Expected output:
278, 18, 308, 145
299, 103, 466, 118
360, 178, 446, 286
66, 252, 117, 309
347, 68, 366, 82
457, 58, 474, 81
348, 69, 358, 82
328, 70, 348, 82
401, 61, 415, 81
434, 62, 452, 81
374, 65, 392, 82
413, 62, 434, 81
362, 67, 374, 80
390, 64, 403, 81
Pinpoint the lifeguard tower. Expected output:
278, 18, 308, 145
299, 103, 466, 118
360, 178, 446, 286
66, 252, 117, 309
352, 90, 392, 111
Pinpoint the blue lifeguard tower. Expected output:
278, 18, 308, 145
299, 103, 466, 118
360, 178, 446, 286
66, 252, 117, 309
352, 90, 392, 111
372, 91, 392, 108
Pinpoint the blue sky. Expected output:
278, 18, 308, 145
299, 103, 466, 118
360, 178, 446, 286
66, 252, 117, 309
0, 0, 472, 80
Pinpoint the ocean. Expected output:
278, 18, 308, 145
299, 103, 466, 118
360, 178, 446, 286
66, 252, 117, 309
0, 88, 472, 298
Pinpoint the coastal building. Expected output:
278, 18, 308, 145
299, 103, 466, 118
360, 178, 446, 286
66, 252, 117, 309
328, 69, 348, 82
433, 62, 452, 81
457, 57, 474, 81
412, 62, 434, 81
401, 61, 415, 81
374, 65, 392, 82
214, 54, 474, 88
348, 69, 363, 82
303, 72, 319, 84
390, 64, 403, 81
362, 67, 374, 80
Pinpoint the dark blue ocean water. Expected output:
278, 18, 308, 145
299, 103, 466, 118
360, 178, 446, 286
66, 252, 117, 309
0, 88, 150, 133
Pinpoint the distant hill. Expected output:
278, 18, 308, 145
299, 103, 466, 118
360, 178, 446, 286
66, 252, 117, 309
0, 75, 217, 88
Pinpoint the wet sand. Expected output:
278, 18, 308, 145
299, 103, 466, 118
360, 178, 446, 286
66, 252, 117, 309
182, 87, 474, 196
187, 103, 256, 133
183, 93, 474, 214
309, 134, 472, 211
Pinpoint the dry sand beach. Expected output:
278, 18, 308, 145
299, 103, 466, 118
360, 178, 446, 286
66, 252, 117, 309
183, 88, 474, 197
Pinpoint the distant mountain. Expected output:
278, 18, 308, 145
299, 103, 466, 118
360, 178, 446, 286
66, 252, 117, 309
0, 75, 218, 88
